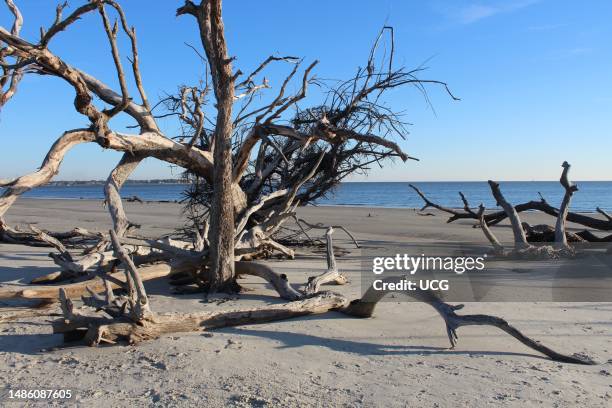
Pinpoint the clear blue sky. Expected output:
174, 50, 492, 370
1, 0, 610, 181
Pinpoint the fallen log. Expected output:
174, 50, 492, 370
52, 291, 349, 345
0, 258, 200, 300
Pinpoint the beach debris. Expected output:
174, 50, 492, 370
46, 225, 597, 365
126, 195, 144, 203
410, 162, 612, 246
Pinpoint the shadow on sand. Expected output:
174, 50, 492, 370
216, 321, 550, 361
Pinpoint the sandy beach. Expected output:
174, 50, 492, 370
0, 199, 610, 407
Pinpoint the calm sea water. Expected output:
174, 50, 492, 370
7, 181, 612, 212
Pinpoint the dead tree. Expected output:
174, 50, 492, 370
0, 1, 451, 278
412, 162, 611, 255
0, 1, 597, 364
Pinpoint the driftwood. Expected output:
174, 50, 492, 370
410, 185, 612, 231
126, 195, 143, 203
554, 161, 578, 249
411, 162, 604, 261
295, 218, 360, 249
344, 277, 593, 364
522, 223, 586, 243
53, 291, 350, 345
477, 204, 503, 255
0, 209, 597, 364
411, 163, 611, 248
0, 219, 100, 248
46, 227, 595, 365
487, 180, 529, 246
0, 258, 199, 300
303, 227, 349, 294
478, 163, 581, 258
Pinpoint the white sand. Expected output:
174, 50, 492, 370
1, 199, 611, 407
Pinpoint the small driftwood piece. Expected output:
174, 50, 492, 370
487, 180, 529, 247
304, 227, 349, 294
296, 218, 360, 248
554, 161, 578, 250
477, 204, 504, 255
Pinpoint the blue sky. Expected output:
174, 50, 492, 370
1, 0, 610, 181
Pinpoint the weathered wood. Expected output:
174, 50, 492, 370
341, 277, 595, 365
296, 218, 360, 249
1, 0, 429, 258
0, 259, 199, 300
180, 0, 237, 291
477, 204, 504, 255
105, 153, 144, 237
0, 130, 95, 217
31, 248, 170, 284
49, 271, 595, 365
234, 189, 288, 238
304, 227, 348, 294
29, 226, 71, 258
53, 291, 349, 345
409, 184, 467, 218
235, 261, 302, 301
555, 161, 578, 249
0, 1, 598, 368
109, 229, 151, 320
235, 225, 295, 260
411, 184, 612, 231
413, 164, 589, 257
488, 180, 529, 247
0, 0, 24, 105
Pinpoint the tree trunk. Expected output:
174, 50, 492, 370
193, 0, 236, 291
208, 115, 236, 291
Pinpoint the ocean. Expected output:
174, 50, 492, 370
7, 181, 612, 212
